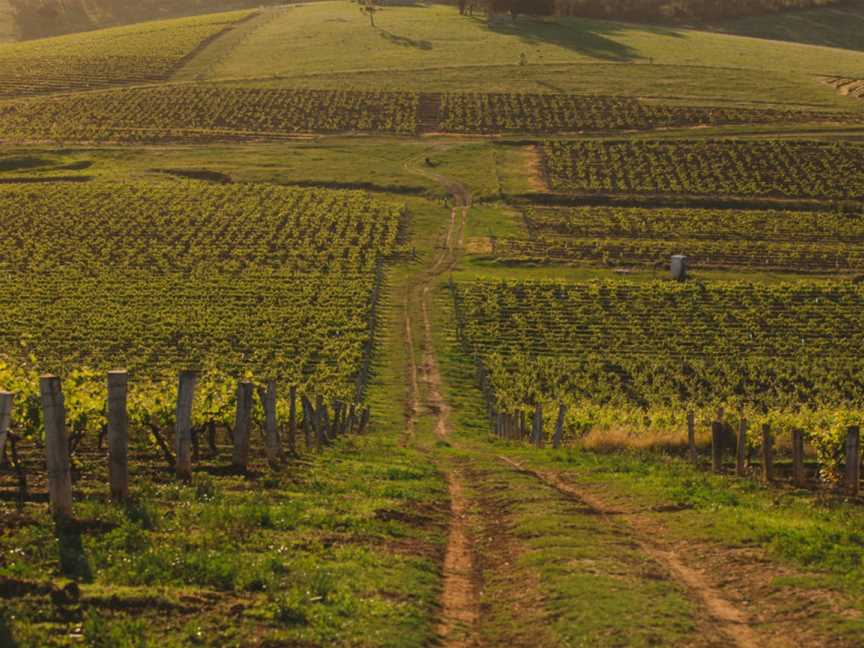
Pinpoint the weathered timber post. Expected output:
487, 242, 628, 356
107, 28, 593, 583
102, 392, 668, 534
259, 381, 280, 465
288, 386, 297, 454
711, 420, 723, 473
107, 371, 129, 502
687, 411, 696, 465
736, 419, 747, 477
792, 428, 806, 487
761, 424, 774, 484
40, 376, 72, 519
316, 396, 329, 446
301, 396, 317, 451
347, 403, 357, 434
532, 403, 543, 448
552, 403, 566, 449
301, 394, 314, 450
846, 426, 860, 497
175, 371, 197, 480
0, 391, 13, 461
232, 382, 253, 472
358, 406, 370, 434
333, 400, 345, 437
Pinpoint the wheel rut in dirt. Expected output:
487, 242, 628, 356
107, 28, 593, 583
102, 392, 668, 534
499, 456, 762, 648
401, 151, 480, 646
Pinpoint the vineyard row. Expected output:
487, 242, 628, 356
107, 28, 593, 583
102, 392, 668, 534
0, 87, 857, 141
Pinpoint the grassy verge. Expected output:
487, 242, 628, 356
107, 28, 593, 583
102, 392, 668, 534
0, 433, 445, 647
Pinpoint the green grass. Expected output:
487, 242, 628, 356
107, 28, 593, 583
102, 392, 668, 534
189, 2, 864, 110
0, 433, 445, 646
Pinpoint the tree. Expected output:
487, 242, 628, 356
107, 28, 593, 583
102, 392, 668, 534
359, 0, 381, 27
485, 0, 554, 21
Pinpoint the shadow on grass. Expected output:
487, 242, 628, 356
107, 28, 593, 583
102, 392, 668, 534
0, 611, 17, 647
478, 14, 684, 62
379, 29, 433, 49
56, 519, 93, 582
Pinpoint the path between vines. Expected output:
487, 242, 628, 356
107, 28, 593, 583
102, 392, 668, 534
399, 151, 765, 648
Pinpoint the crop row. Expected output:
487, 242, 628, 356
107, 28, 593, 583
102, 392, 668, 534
0, 11, 253, 98
450, 279, 864, 461
1, 88, 858, 142
0, 181, 401, 275
0, 182, 402, 418
486, 205, 864, 270
542, 140, 864, 200
493, 236, 864, 271
439, 93, 855, 133
524, 206, 864, 242
0, 86, 420, 141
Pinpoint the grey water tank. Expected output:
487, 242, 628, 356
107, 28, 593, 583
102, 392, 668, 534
671, 255, 688, 281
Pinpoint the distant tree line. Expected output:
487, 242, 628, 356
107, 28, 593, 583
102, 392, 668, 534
462, 0, 844, 21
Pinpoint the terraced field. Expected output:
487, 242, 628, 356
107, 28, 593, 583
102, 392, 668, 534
0, 10, 253, 98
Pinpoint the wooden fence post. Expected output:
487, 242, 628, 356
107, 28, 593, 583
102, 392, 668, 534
232, 382, 253, 472
552, 403, 566, 449
792, 428, 806, 487
40, 376, 72, 519
333, 401, 343, 439
347, 403, 357, 434
174, 371, 198, 479
711, 420, 723, 473
0, 391, 13, 461
846, 426, 860, 497
259, 381, 280, 465
687, 411, 696, 465
358, 406, 370, 434
288, 386, 297, 455
736, 419, 747, 477
107, 371, 129, 502
316, 396, 329, 446
761, 424, 774, 484
532, 403, 543, 448
302, 396, 317, 451
175, 371, 197, 480
301, 394, 314, 450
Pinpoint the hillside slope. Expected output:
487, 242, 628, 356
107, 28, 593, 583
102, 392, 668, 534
709, 0, 864, 51
0, 0, 281, 41
182, 2, 864, 110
